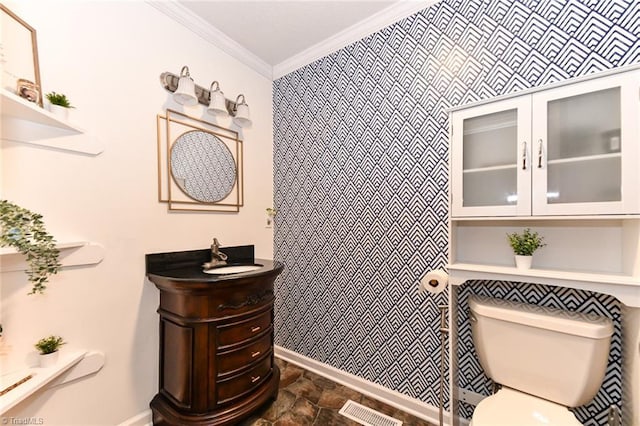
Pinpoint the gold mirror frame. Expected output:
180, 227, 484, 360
0, 3, 43, 106
157, 109, 244, 213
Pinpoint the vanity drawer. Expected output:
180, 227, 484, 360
217, 310, 272, 347
216, 356, 272, 404
213, 281, 274, 316
217, 334, 272, 376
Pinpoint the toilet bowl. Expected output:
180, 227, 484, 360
470, 388, 581, 426
468, 296, 613, 426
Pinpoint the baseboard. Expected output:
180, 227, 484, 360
117, 410, 152, 426
275, 345, 453, 425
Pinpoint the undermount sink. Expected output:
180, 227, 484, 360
203, 264, 263, 275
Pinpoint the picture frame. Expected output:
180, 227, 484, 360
0, 3, 43, 106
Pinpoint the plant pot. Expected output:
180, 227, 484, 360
39, 351, 59, 368
514, 255, 533, 270
47, 104, 69, 121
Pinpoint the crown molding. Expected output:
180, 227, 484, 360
147, 0, 439, 82
146, 0, 273, 80
272, 0, 439, 80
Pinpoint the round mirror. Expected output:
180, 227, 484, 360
170, 130, 236, 202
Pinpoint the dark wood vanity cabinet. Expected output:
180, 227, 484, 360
147, 261, 283, 426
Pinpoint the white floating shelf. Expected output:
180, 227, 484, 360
448, 262, 640, 307
1, 89, 104, 155
0, 349, 105, 414
0, 241, 105, 272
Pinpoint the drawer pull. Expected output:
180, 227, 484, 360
251, 351, 261, 358
251, 375, 261, 383
250, 326, 261, 333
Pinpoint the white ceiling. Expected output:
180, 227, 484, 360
151, 0, 434, 79
179, 1, 400, 66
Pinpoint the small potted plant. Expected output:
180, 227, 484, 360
507, 228, 546, 269
34, 335, 66, 367
45, 91, 74, 120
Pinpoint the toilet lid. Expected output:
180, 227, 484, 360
472, 388, 582, 426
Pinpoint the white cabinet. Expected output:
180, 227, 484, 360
450, 96, 531, 217
448, 65, 640, 309
531, 71, 639, 215
450, 67, 640, 218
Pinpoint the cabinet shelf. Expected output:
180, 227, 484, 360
547, 152, 621, 165
1, 89, 103, 155
448, 262, 640, 307
463, 164, 516, 173
462, 120, 517, 135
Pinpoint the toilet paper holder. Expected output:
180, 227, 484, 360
419, 269, 449, 295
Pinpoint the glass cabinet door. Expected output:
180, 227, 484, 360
450, 97, 532, 217
532, 70, 640, 215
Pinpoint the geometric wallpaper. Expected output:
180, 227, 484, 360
273, 0, 639, 421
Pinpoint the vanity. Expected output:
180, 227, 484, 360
146, 245, 284, 426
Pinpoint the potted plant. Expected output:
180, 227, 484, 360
507, 228, 546, 269
34, 335, 66, 367
45, 91, 74, 120
0, 200, 61, 294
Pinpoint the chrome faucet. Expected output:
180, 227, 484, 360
203, 238, 228, 269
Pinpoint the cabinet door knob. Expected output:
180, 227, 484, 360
522, 141, 527, 170
251, 375, 261, 383
537, 139, 543, 168
250, 326, 261, 333
251, 351, 261, 358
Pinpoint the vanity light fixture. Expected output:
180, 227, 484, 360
160, 66, 252, 128
231, 94, 251, 128
207, 81, 227, 116
173, 66, 198, 106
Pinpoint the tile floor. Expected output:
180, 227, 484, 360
240, 358, 437, 426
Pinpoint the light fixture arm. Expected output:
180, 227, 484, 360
180, 66, 191, 78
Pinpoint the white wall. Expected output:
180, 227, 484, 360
1, 1, 274, 424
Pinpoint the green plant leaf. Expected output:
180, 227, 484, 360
34, 335, 66, 354
45, 91, 73, 108
0, 200, 61, 294
506, 228, 546, 256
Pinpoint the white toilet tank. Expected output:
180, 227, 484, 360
469, 295, 613, 407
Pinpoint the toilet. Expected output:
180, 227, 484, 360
468, 295, 614, 426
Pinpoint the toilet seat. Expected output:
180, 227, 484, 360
470, 388, 582, 426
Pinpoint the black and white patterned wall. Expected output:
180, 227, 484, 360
273, 0, 639, 420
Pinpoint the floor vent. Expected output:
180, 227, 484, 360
339, 400, 403, 426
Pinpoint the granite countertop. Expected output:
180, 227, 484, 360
145, 245, 283, 282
